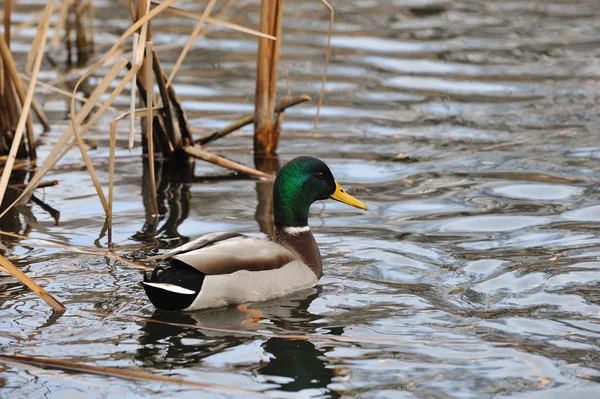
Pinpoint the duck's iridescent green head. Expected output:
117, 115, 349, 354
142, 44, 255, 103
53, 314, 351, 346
273, 156, 367, 228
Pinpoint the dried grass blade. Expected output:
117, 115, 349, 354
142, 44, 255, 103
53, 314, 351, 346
206, 16, 276, 40
19, 74, 119, 112
0, 255, 65, 313
0, 354, 270, 397
314, 0, 333, 128
165, 0, 219, 88
0, 1, 53, 209
3, 0, 13, 45
152, 2, 276, 40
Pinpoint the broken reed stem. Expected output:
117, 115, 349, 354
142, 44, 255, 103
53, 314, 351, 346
0, 354, 269, 397
145, 41, 158, 217
0, 255, 65, 313
196, 94, 311, 146
0, 1, 53, 209
128, 35, 138, 150
163, 71, 192, 145
254, 0, 284, 155
151, 47, 177, 151
183, 146, 274, 179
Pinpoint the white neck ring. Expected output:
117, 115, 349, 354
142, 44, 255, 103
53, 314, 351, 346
283, 226, 310, 235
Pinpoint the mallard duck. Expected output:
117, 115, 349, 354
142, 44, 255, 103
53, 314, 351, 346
142, 156, 367, 311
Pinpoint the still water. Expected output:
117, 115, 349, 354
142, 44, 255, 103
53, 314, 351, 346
1, 0, 600, 398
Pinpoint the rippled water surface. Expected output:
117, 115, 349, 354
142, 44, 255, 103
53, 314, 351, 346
1, 0, 600, 398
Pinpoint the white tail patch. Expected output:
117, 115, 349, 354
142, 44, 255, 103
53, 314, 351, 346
142, 282, 196, 295
284, 226, 310, 235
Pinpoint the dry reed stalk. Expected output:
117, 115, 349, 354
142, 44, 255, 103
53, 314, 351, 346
144, 41, 158, 216
254, 0, 284, 155
87, 0, 95, 49
20, 74, 119, 112
24, 14, 44, 73
164, 0, 218, 88
155, 2, 276, 41
196, 94, 311, 145
162, 69, 192, 143
314, 0, 333, 128
128, 33, 140, 150
183, 146, 274, 179
3, 0, 12, 47
0, 354, 270, 397
0, 1, 53, 209
0, 254, 65, 313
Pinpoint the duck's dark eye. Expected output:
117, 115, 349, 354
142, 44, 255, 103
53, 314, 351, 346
315, 172, 325, 179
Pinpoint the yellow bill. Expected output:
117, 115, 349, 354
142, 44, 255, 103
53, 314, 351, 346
330, 182, 368, 211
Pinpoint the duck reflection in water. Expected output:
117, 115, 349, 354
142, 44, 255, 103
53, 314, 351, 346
137, 289, 340, 397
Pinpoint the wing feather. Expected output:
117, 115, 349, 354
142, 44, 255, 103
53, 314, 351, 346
147, 232, 242, 261
151, 232, 299, 276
